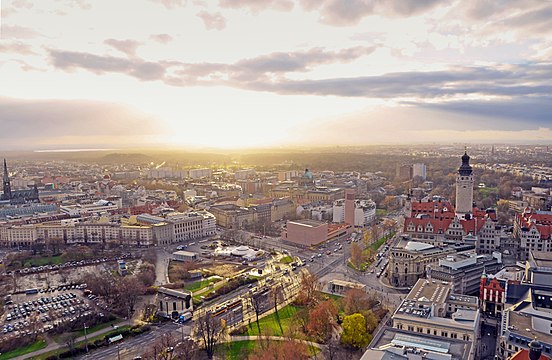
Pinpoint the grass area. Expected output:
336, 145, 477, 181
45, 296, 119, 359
478, 187, 498, 196
218, 340, 257, 360
184, 278, 217, 293
245, 304, 300, 337
31, 326, 132, 360
279, 255, 293, 264
24, 255, 63, 268
218, 340, 320, 359
0, 340, 47, 360
76, 320, 120, 337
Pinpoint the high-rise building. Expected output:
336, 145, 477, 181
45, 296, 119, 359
455, 152, 474, 218
412, 163, 427, 180
344, 189, 355, 226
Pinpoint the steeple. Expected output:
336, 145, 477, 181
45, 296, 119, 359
3, 159, 12, 200
458, 151, 473, 176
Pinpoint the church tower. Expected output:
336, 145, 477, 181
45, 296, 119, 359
3, 159, 12, 200
455, 151, 474, 218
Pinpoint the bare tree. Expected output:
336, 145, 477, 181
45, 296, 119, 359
250, 294, 263, 334
195, 311, 225, 359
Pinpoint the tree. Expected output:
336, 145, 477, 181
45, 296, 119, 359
118, 276, 145, 316
307, 300, 338, 343
250, 294, 263, 334
195, 312, 225, 359
295, 271, 320, 307
341, 313, 371, 349
350, 243, 364, 269
343, 289, 370, 316
249, 340, 309, 360
272, 284, 285, 321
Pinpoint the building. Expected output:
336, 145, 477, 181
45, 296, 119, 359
456, 152, 475, 218
333, 197, 376, 227
344, 189, 355, 227
59, 200, 119, 216
188, 168, 212, 179
367, 328, 474, 360
157, 287, 193, 319
388, 239, 474, 287
396, 164, 413, 181
427, 250, 502, 295
172, 250, 198, 262
283, 219, 328, 246
234, 169, 255, 180
480, 272, 507, 316
514, 209, 552, 260
165, 210, 216, 242
499, 287, 552, 360
525, 251, 552, 285
1, 159, 39, 204
328, 279, 366, 294
391, 279, 480, 359
412, 163, 427, 180
508, 342, 551, 360
209, 204, 257, 229
281, 219, 351, 247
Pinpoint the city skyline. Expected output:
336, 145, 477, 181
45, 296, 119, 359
1, 0, 552, 150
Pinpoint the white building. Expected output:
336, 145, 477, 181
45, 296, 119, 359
234, 169, 256, 180
333, 198, 376, 227
188, 168, 212, 179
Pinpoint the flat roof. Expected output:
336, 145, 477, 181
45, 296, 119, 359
406, 279, 451, 304
173, 250, 198, 257
370, 327, 473, 360
288, 219, 326, 228
532, 251, 552, 267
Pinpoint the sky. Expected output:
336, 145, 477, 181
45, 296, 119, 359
1, 0, 551, 150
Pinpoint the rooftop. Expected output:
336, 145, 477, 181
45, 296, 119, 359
369, 327, 473, 360
405, 279, 451, 304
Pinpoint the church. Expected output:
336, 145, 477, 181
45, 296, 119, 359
1, 159, 40, 204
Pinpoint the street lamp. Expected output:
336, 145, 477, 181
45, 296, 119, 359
84, 323, 89, 353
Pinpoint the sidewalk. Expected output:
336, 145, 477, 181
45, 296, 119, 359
14, 320, 127, 360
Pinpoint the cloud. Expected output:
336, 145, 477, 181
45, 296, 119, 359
11, 0, 34, 9
219, 0, 294, 13
299, 0, 443, 26
0, 41, 36, 55
0, 24, 40, 39
150, 33, 174, 44
49, 50, 166, 81
148, 0, 187, 9
197, 11, 227, 31
104, 39, 142, 56
48, 46, 377, 84
46, 47, 552, 126
0, 97, 159, 149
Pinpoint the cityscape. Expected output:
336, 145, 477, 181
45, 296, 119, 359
2, 0, 552, 360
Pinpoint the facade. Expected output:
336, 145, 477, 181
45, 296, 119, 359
209, 204, 257, 229
157, 287, 193, 319
282, 219, 328, 246
514, 209, 552, 260
166, 210, 216, 242
388, 239, 474, 287
392, 279, 480, 360
456, 152, 475, 218
480, 273, 507, 316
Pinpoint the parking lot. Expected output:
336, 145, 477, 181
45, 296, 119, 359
1, 284, 100, 339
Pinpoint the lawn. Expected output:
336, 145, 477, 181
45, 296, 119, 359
376, 209, 389, 217
218, 340, 257, 360
218, 340, 320, 359
184, 278, 217, 293
31, 326, 132, 360
24, 255, 63, 268
245, 304, 300, 337
279, 255, 293, 264
0, 340, 47, 360
76, 320, 120, 337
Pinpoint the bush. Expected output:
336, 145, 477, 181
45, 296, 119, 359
229, 325, 248, 335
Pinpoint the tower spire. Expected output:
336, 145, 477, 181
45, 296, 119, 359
2, 159, 12, 201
